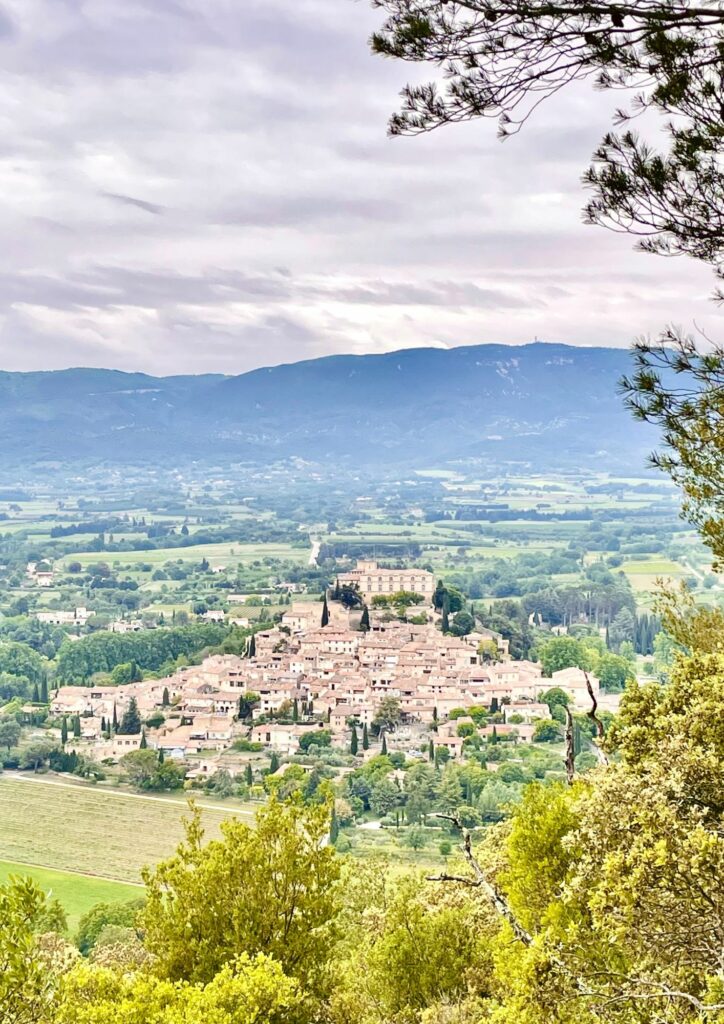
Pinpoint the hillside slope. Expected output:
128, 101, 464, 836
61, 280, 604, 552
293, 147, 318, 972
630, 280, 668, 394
0, 343, 654, 471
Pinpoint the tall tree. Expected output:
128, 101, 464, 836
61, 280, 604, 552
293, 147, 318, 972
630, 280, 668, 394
321, 595, 330, 628
0, 719, 20, 753
362, 723, 370, 750
141, 799, 341, 1000
118, 698, 141, 736
350, 725, 359, 756
60, 716, 68, 745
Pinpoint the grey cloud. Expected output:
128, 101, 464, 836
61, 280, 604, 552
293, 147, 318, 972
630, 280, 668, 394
320, 280, 533, 310
0, 0, 713, 373
0, 5, 14, 38
101, 193, 166, 216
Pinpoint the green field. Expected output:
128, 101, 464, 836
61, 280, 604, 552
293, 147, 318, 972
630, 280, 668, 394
59, 541, 309, 570
0, 776, 252, 882
0, 860, 140, 932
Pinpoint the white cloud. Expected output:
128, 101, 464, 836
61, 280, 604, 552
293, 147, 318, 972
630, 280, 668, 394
0, 0, 714, 373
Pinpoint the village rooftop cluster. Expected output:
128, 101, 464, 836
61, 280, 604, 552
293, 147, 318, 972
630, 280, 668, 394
49, 563, 617, 780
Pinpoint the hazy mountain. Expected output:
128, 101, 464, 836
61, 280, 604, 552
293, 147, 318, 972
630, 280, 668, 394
0, 343, 657, 472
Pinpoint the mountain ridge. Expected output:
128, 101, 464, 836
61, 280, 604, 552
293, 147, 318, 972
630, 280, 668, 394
0, 343, 656, 472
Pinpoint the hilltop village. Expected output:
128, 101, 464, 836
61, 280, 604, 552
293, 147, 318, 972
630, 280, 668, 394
50, 561, 616, 781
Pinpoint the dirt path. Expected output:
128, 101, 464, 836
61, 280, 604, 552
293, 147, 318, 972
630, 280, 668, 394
11, 773, 255, 816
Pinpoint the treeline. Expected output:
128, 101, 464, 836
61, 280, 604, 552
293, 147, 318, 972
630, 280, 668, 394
319, 542, 423, 561
54, 623, 230, 683
50, 517, 126, 538
56, 523, 301, 556
448, 555, 636, 625
423, 506, 675, 523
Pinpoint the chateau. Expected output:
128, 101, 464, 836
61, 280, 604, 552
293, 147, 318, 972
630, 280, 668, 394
337, 560, 435, 601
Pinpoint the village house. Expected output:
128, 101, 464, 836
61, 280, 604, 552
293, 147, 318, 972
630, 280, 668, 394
249, 721, 327, 755
36, 606, 89, 626
547, 667, 601, 709
26, 561, 54, 587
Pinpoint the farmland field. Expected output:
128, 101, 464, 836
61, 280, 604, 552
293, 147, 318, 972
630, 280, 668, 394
58, 541, 309, 570
0, 860, 140, 932
0, 776, 252, 882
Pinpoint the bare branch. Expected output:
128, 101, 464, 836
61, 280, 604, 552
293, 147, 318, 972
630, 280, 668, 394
428, 813, 533, 945
564, 705, 576, 784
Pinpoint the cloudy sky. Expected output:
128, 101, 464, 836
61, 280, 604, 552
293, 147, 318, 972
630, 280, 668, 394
0, 0, 716, 375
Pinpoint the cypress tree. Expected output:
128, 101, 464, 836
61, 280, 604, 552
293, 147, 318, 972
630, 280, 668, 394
40, 678, 48, 704
428, 738, 434, 761
72, 715, 81, 738
248, 633, 256, 659
350, 725, 358, 755
329, 806, 339, 844
140, 729, 147, 750
441, 604, 450, 634
158, 748, 165, 763
360, 605, 370, 631
101, 716, 106, 733
432, 706, 438, 732
333, 578, 341, 601
162, 686, 170, 706
270, 751, 280, 773
32, 683, 39, 703
490, 697, 499, 713
321, 595, 329, 628
112, 704, 118, 733
491, 725, 499, 745
362, 723, 369, 750
119, 697, 141, 735
292, 699, 299, 722
245, 763, 253, 787
60, 716, 68, 745
573, 722, 582, 757
381, 733, 388, 756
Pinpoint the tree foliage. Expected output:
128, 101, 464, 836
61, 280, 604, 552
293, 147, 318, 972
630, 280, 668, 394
141, 798, 341, 1007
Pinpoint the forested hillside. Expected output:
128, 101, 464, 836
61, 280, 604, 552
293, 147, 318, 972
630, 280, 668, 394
0, 344, 656, 472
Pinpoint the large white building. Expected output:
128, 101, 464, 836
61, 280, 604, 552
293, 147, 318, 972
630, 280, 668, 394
338, 560, 435, 601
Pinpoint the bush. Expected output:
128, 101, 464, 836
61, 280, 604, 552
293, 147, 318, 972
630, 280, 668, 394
298, 730, 332, 752
76, 899, 146, 955
533, 720, 563, 744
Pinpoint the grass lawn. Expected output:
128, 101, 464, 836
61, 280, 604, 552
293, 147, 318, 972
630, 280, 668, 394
0, 860, 140, 933
0, 776, 251, 883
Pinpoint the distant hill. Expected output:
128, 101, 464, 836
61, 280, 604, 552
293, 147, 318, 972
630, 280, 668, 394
0, 343, 657, 472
